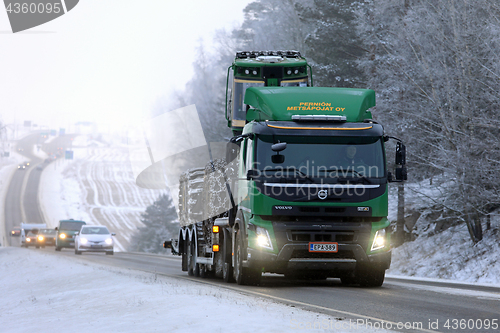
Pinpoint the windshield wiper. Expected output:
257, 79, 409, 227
260, 168, 315, 183
321, 169, 371, 184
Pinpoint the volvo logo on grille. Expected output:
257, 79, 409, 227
274, 206, 293, 210
318, 190, 328, 200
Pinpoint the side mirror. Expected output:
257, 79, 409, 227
395, 166, 408, 181
55, 227, 58, 231
271, 142, 287, 152
247, 169, 259, 180
271, 154, 285, 164
396, 142, 406, 165
111, 233, 116, 236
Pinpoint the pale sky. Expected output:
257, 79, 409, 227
0, 1, 251, 131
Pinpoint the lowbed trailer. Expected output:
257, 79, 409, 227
165, 51, 407, 287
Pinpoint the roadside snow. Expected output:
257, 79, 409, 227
388, 222, 500, 285
0, 248, 389, 333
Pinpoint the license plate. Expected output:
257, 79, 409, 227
91, 245, 102, 248
309, 242, 338, 253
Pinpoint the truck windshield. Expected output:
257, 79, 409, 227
60, 221, 85, 230
255, 136, 385, 179
232, 79, 264, 120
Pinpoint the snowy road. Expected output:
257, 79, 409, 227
38, 247, 500, 333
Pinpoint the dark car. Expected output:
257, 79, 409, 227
11, 226, 21, 236
55, 219, 86, 251
36, 228, 57, 248
23, 231, 39, 248
17, 164, 26, 170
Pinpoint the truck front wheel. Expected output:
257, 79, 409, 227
354, 266, 385, 287
234, 231, 261, 286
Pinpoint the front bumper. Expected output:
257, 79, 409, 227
78, 244, 113, 253
246, 243, 391, 275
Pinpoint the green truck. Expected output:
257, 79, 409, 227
165, 51, 406, 287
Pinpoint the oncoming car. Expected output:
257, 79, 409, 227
55, 219, 86, 251
23, 231, 39, 248
74, 225, 115, 255
36, 228, 57, 248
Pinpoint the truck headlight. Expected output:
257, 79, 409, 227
59, 233, 66, 239
38, 236, 44, 241
370, 229, 386, 252
256, 226, 273, 250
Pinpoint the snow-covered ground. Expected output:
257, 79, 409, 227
0, 247, 389, 333
39, 135, 164, 251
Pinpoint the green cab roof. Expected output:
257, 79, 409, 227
244, 87, 376, 122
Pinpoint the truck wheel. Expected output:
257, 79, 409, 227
55, 247, 61, 251
223, 262, 234, 283
187, 241, 200, 277
234, 231, 261, 286
355, 267, 385, 287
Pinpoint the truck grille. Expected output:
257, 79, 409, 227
289, 230, 354, 243
291, 249, 355, 260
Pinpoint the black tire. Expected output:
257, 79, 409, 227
35, 246, 40, 249
106, 251, 114, 255
355, 267, 385, 287
234, 231, 261, 286
187, 240, 199, 277
222, 230, 234, 283
223, 262, 234, 283
75, 249, 81, 255
55, 247, 61, 251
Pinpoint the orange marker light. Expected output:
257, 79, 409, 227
212, 245, 220, 252
212, 225, 219, 233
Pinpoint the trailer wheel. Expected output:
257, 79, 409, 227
187, 240, 200, 277
223, 262, 234, 283
234, 231, 260, 286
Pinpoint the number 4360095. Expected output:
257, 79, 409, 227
6, 3, 61, 14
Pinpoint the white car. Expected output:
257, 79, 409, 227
74, 225, 115, 255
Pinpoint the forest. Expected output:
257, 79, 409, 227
133, 0, 500, 250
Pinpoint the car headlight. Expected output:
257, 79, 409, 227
371, 229, 386, 251
59, 233, 66, 239
38, 236, 44, 241
80, 238, 88, 244
255, 226, 272, 250
105, 238, 113, 245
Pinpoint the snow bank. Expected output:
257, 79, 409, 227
388, 222, 500, 285
0, 248, 388, 333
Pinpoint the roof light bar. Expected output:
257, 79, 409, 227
235, 50, 302, 59
292, 115, 347, 122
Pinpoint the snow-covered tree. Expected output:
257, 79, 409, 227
356, 0, 500, 243
129, 193, 179, 253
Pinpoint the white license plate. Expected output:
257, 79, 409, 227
309, 242, 338, 253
